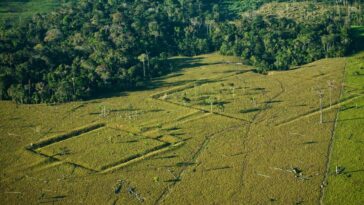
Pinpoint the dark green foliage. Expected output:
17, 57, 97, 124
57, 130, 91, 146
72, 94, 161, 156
215, 14, 351, 71
0, 0, 359, 103
0, 0, 216, 103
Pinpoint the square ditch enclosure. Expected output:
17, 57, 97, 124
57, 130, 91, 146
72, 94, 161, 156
28, 124, 174, 172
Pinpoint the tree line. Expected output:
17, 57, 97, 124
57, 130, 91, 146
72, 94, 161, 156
216, 13, 351, 72
0, 0, 361, 103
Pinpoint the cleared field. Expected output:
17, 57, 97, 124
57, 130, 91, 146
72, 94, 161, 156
0, 0, 72, 22
0, 52, 361, 204
322, 49, 364, 204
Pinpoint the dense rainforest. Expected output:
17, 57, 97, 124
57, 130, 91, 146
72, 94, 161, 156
0, 0, 363, 103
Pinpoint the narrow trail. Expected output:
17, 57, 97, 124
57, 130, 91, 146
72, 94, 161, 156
232, 78, 286, 199
154, 123, 245, 205
318, 61, 348, 205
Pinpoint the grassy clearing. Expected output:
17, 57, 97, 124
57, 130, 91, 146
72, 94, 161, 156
255, 1, 361, 23
0, 0, 72, 23
323, 27, 364, 204
0, 53, 351, 204
256, 2, 332, 21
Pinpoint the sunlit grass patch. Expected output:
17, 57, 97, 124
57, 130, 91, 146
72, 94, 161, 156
323, 51, 364, 205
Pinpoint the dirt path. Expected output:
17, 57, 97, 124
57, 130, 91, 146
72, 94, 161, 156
232, 78, 286, 199
318, 61, 348, 205
154, 122, 246, 205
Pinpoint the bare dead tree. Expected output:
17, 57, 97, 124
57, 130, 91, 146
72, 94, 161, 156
161, 93, 168, 100
243, 80, 247, 95
250, 96, 257, 107
327, 80, 335, 108
100, 105, 108, 118
167, 168, 178, 180
207, 96, 216, 113
231, 85, 236, 103
316, 88, 325, 124
194, 82, 198, 96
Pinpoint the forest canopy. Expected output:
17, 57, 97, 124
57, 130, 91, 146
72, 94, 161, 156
0, 0, 362, 103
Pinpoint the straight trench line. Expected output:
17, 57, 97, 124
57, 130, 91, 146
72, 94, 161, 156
99, 142, 185, 174
26, 148, 98, 173
275, 94, 364, 128
318, 61, 347, 205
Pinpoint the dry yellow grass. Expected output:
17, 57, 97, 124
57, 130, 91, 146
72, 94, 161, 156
0, 53, 350, 204
323, 50, 364, 205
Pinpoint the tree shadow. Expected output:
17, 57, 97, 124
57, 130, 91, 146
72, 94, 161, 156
240, 108, 261, 113
176, 162, 195, 167
153, 56, 216, 81
148, 78, 223, 92
39, 195, 67, 204
205, 166, 232, 171
303, 141, 318, 145
147, 56, 224, 90
162, 127, 181, 131
88, 108, 140, 115
164, 178, 181, 183
264, 100, 282, 104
